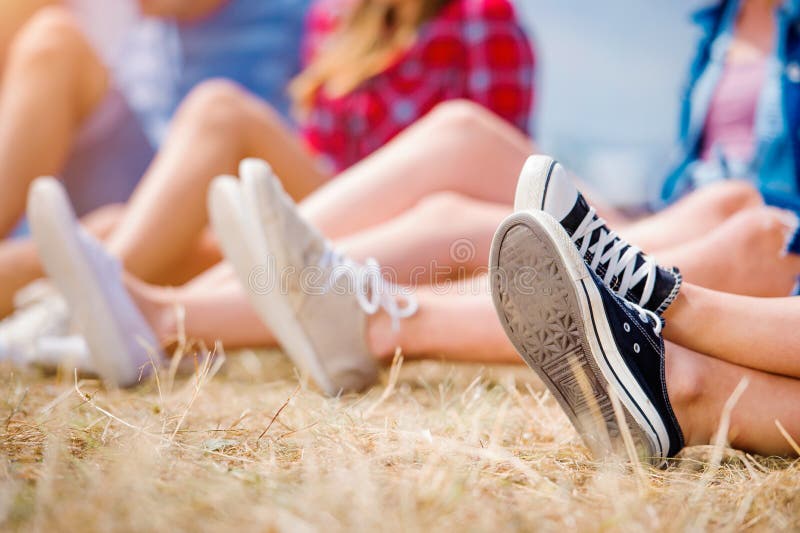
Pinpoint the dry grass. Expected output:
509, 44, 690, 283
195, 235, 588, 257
1, 349, 799, 532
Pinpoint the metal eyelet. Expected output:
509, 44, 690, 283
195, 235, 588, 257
633, 343, 641, 354
624, 323, 631, 333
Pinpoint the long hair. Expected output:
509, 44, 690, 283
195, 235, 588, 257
290, 0, 452, 114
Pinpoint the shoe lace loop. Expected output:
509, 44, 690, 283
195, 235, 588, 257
319, 247, 418, 330
573, 207, 657, 307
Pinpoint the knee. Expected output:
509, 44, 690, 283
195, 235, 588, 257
423, 99, 499, 136
705, 181, 763, 218
176, 79, 253, 132
409, 191, 478, 224
728, 206, 797, 250
80, 203, 125, 236
9, 7, 91, 70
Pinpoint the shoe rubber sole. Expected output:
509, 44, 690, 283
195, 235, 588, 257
208, 174, 339, 396
28, 179, 157, 387
513, 155, 556, 212
489, 210, 669, 464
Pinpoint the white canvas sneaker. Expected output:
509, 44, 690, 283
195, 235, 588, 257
209, 159, 417, 395
34, 335, 92, 371
27, 177, 163, 387
0, 280, 92, 372
0, 281, 66, 365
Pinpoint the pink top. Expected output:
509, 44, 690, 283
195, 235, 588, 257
701, 59, 767, 163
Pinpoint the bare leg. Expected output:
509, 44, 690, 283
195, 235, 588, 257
657, 205, 800, 296
297, 106, 761, 246
0, 7, 107, 237
127, 268, 275, 349
102, 98, 532, 284
663, 282, 800, 378
157, 228, 223, 286
337, 190, 800, 298
621, 181, 764, 252
104, 80, 328, 282
367, 276, 519, 365
0, 203, 122, 317
0, 0, 58, 73
0, 207, 222, 318
667, 342, 800, 457
338, 192, 508, 285
299, 100, 535, 239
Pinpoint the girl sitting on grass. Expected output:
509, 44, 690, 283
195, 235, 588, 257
0, 0, 312, 315
0, 0, 535, 319
661, 0, 800, 238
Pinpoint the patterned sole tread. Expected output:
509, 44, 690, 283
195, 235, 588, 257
490, 217, 652, 460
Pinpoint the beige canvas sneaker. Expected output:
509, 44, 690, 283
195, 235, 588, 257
209, 159, 417, 396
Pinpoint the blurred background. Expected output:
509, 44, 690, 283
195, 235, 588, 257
516, 0, 708, 207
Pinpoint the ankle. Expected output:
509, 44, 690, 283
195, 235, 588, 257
125, 279, 176, 347
151, 303, 179, 348
366, 311, 402, 364
662, 285, 705, 345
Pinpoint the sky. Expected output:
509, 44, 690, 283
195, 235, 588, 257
514, 0, 711, 206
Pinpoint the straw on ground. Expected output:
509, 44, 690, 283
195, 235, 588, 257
1, 349, 799, 532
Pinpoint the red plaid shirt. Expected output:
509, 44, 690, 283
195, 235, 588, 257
300, 0, 535, 172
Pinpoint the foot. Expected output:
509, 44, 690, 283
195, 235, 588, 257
27, 178, 162, 387
34, 335, 92, 371
514, 155, 682, 314
0, 280, 67, 365
209, 158, 417, 395
0, 280, 90, 371
490, 209, 684, 465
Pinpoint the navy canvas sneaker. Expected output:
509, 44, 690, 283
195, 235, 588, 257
513, 155, 682, 315
489, 210, 684, 465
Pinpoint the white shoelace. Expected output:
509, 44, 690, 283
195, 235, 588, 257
318, 246, 418, 330
573, 206, 657, 307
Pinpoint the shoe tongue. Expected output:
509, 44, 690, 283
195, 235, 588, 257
558, 193, 591, 236
634, 265, 678, 313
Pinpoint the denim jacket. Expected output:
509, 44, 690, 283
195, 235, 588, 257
660, 0, 800, 212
